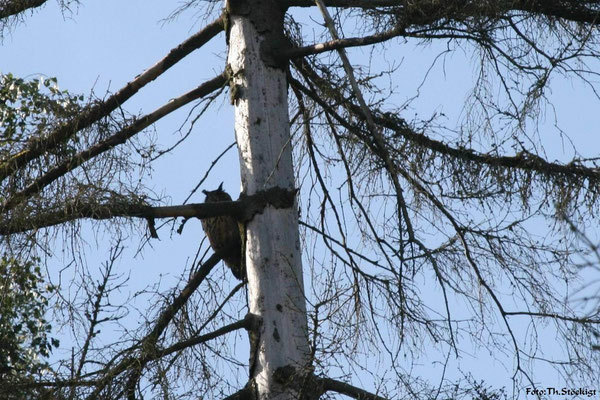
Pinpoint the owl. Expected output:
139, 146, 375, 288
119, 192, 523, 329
201, 183, 244, 280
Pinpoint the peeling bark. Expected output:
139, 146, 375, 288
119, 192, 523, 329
227, 0, 311, 398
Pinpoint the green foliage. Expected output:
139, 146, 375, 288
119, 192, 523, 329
0, 73, 83, 157
0, 255, 59, 379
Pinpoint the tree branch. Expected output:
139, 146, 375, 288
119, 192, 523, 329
273, 365, 390, 400
222, 385, 254, 400
504, 311, 600, 324
291, 65, 600, 186
0, 72, 228, 213
156, 314, 257, 359
87, 248, 225, 400
0, 378, 98, 391
282, 26, 403, 59
320, 377, 389, 400
0, 14, 224, 183
284, 0, 600, 26
0, 187, 298, 235
370, 111, 600, 183
0, 0, 46, 19
0, 200, 232, 235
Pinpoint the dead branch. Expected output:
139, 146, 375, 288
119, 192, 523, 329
0, 14, 224, 183
0, 72, 228, 213
0, 0, 47, 19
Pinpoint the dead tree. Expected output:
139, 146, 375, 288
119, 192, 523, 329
2, 1, 600, 399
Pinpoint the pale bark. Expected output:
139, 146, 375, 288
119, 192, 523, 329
227, 1, 311, 399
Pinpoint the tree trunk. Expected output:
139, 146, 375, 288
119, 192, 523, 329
227, 1, 311, 399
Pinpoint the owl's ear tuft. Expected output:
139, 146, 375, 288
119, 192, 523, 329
218, 182, 224, 191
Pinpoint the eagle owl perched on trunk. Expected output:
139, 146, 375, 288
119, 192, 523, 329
201, 183, 244, 280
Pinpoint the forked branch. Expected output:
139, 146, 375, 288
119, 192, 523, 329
0, 15, 224, 183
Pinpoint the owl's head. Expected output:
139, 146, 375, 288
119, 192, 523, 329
202, 182, 232, 202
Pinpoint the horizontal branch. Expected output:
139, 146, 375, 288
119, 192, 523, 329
284, 0, 600, 26
1, 72, 228, 213
0, 14, 224, 183
504, 310, 600, 324
282, 26, 403, 59
273, 366, 390, 400
0, 200, 234, 235
0, 187, 297, 235
156, 314, 257, 359
320, 377, 389, 400
0, 0, 46, 19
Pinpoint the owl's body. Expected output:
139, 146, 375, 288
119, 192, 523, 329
201, 184, 244, 280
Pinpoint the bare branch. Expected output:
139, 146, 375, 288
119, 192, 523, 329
157, 314, 256, 358
0, 186, 298, 235
0, 0, 47, 19
1, 72, 228, 213
320, 377, 389, 400
86, 248, 226, 399
273, 365, 390, 400
285, 0, 600, 26
282, 26, 403, 59
292, 62, 600, 189
0, 14, 224, 183
222, 385, 254, 400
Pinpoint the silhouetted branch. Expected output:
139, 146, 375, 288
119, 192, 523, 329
273, 365, 390, 400
282, 26, 403, 59
0, 14, 224, 183
222, 384, 254, 400
0, 0, 47, 19
0, 187, 297, 235
157, 314, 257, 358
87, 248, 225, 399
1, 72, 228, 213
284, 0, 600, 26
320, 377, 389, 400
291, 64, 600, 184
